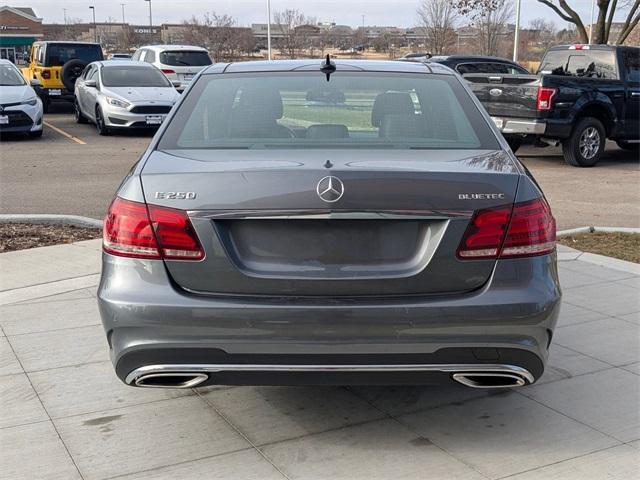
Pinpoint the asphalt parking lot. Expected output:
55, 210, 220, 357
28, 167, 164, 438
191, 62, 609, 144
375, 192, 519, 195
1, 104, 639, 229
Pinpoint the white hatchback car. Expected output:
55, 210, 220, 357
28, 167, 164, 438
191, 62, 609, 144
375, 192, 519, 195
0, 59, 43, 138
74, 60, 179, 135
132, 45, 213, 91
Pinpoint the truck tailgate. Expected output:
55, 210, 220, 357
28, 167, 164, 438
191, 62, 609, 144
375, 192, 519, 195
464, 74, 540, 119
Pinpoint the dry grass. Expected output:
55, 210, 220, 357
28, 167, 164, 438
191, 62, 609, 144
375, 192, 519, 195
0, 223, 102, 253
558, 232, 640, 264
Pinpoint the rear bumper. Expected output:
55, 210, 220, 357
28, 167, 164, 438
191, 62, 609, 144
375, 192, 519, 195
36, 87, 74, 102
98, 252, 561, 387
492, 117, 547, 135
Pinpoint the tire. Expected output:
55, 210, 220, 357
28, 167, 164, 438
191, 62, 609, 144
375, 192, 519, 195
28, 129, 43, 138
506, 137, 522, 154
95, 106, 111, 136
616, 140, 639, 152
61, 59, 87, 91
562, 117, 606, 167
75, 100, 88, 124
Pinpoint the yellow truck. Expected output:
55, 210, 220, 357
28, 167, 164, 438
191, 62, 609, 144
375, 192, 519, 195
21, 41, 103, 112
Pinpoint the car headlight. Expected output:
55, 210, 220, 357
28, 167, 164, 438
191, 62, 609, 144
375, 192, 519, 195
105, 97, 130, 109
23, 97, 39, 106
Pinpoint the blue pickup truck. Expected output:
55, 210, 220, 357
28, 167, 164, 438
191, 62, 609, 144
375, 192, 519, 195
464, 45, 639, 166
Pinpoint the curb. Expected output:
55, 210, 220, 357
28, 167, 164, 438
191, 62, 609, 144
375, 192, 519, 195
557, 226, 640, 235
0, 214, 103, 229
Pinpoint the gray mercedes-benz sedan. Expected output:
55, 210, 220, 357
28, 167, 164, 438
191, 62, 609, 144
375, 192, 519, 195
98, 59, 561, 390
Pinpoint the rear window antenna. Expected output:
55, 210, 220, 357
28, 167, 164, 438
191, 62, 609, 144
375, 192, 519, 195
320, 54, 336, 81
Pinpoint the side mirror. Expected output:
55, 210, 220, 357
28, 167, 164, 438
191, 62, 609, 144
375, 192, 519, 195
30, 78, 41, 87
172, 80, 181, 88
85, 79, 97, 88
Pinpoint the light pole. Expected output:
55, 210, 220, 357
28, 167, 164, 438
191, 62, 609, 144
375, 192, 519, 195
512, 0, 521, 62
120, 3, 126, 24
145, 0, 152, 28
89, 6, 97, 43
589, 0, 596, 43
267, 0, 272, 60
63, 8, 67, 25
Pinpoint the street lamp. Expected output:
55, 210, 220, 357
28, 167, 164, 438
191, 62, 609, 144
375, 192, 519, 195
89, 6, 97, 43
144, 0, 152, 28
513, 0, 521, 62
267, 0, 272, 60
120, 3, 126, 24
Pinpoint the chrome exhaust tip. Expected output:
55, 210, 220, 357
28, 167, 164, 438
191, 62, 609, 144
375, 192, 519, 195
133, 372, 209, 389
452, 372, 529, 389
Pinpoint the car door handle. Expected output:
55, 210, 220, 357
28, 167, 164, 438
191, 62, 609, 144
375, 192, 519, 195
631, 92, 640, 97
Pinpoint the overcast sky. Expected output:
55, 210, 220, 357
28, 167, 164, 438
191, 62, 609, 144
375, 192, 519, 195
26, 0, 633, 29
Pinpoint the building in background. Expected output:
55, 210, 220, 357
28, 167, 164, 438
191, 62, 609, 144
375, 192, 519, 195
0, 5, 43, 64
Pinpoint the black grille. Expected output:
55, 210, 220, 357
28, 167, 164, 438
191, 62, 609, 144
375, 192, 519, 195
130, 105, 172, 114
0, 111, 33, 127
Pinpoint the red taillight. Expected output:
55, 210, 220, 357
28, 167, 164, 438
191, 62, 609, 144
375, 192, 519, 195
41, 70, 50, 79
161, 69, 175, 75
457, 198, 556, 260
103, 197, 203, 260
536, 87, 557, 111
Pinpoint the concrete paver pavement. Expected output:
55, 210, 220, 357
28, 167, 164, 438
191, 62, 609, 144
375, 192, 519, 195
0, 241, 638, 479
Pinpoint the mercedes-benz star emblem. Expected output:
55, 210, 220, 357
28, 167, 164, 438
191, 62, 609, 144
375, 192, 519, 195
316, 176, 344, 203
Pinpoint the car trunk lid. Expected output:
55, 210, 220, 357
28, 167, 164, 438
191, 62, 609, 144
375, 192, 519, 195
141, 149, 520, 296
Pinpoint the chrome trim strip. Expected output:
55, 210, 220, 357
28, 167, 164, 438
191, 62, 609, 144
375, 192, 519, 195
187, 209, 473, 220
125, 363, 534, 387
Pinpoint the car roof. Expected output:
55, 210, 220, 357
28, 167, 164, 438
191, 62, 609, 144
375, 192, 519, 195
96, 60, 154, 68
429, 55, 519, 64
139, 45, 208, 51
35, 41, 101, 46
202, 59, 454, 75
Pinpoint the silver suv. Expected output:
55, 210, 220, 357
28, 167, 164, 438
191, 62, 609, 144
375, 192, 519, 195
132, 45, 212, 92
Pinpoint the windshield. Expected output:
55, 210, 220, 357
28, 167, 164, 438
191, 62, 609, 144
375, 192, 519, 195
0, 64, 26, 86
102, 66, 171, 87
159, 50, 212, 66
158, 72, 499, 151
45, 44, 103, 66
538, 49, 617, 79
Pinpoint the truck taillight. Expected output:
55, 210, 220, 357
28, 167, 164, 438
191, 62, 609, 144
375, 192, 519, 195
457, 198, 556, 260
536, 87, 557, 111
103, 197, 204, 260
41, 70, 50, 79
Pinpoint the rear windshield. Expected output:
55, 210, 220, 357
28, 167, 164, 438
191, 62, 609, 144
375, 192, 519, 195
538, 49, 618, 79
0, 64, 26, 86
158, 72, 499, 151
45, 44, 103, 67
102, 66, 171, 87
159, 51, 212, 66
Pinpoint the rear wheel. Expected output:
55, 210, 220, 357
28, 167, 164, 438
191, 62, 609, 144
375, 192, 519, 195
562, 117, 605, 167
75, 100, 88, 124
95, 106, 111, 136
616, 140, 639, 152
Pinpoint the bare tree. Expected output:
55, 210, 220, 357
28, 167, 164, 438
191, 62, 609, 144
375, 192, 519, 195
273, 9, 313, 59
417, 0, 458, 55
454, 0, 513, 56
181, 13, 250, 61
536, 0, 639, 44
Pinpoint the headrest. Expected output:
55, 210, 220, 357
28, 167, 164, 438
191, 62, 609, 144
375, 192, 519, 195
306, 124, 349, 139
235, 87, 283, 119
371, 92, 415, 127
